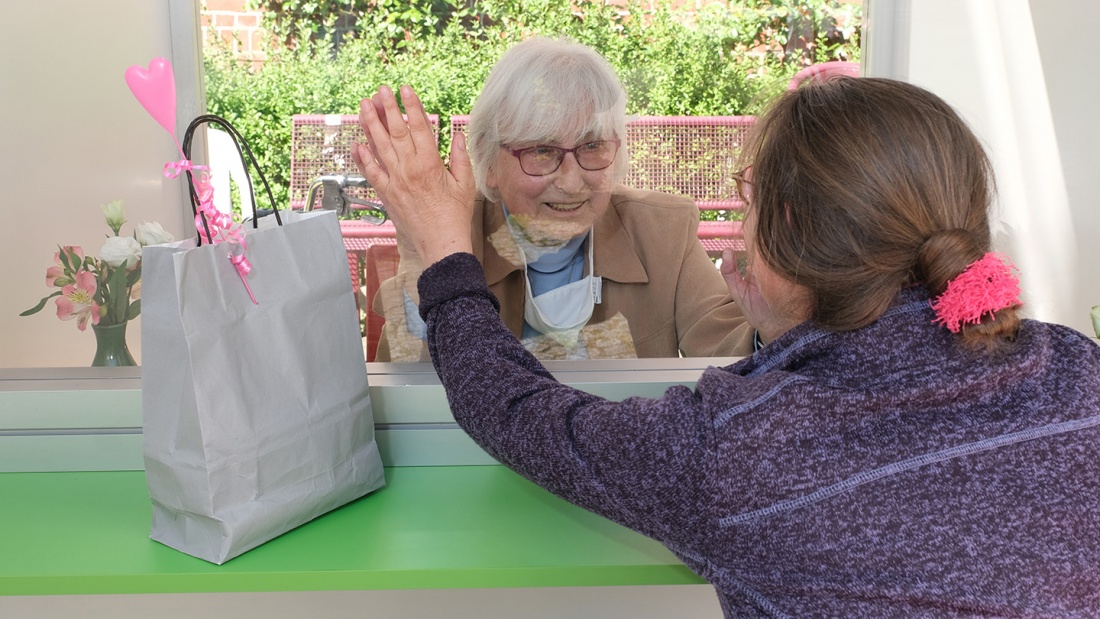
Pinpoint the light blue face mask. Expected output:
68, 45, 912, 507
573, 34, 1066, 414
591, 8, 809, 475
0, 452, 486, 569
503, 203, 601, 348
521, 234, 602, 349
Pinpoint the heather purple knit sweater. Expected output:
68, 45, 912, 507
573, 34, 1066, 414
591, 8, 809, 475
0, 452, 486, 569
419, 252, 1100, 618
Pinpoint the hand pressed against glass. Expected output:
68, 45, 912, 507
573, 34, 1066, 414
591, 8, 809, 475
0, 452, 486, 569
352, 85, 477, 266
721, 205, 812, 345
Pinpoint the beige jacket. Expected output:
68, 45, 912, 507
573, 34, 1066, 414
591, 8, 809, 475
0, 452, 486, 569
375, 187, 753, 361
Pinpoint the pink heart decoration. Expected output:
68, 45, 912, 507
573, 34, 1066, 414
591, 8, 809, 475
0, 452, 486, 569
124, 57, 177, 138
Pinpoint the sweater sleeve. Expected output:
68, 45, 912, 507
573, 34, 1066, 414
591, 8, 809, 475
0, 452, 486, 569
417, 252, 715, 547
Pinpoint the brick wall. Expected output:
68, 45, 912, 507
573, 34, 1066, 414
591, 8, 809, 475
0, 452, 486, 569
201, 0, 266, 66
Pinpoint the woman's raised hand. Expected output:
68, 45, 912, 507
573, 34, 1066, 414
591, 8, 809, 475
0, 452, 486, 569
352, 85, 477, 265
721, 248, 809, 346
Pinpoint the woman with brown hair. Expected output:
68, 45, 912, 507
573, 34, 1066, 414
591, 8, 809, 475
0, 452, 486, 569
724, 77, 1018, 349
353, 77, 1100, 616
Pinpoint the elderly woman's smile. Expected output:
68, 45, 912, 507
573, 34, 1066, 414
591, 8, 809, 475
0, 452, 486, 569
546, 201, 584, 212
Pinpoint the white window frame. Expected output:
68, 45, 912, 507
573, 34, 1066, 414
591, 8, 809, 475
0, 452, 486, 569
0, 358, 741, 471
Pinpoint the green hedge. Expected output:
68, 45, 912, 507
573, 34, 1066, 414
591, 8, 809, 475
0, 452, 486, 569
205, 0, 861, 210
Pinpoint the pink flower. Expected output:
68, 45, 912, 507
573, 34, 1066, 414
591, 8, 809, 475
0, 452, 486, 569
55, 271, 101, 331
59, 245, 82, 258
24, 206, 165, 330
45, 265, 66, 287
46, 246, 83, 287
54, 245, 84, 265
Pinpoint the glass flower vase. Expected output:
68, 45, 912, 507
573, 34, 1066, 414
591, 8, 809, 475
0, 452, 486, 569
91, 321, 136, 367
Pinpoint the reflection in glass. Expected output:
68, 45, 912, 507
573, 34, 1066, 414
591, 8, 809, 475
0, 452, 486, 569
373, 38, 753, 362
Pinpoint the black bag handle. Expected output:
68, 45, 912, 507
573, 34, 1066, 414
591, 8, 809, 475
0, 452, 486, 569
181, 114, 282, 245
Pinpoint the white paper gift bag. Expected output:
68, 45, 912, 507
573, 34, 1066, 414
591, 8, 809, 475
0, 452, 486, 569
140, 115, 384, 564
141, 209, 385, 564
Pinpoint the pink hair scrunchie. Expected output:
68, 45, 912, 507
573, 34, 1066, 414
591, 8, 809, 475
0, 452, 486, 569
930, 252, 1021, 333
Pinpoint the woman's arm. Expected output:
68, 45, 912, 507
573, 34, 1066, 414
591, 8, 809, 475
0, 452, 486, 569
419, 252, 716, 546
355, 85, 716, 544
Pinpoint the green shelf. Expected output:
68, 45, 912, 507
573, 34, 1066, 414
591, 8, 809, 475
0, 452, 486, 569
0, 466, 702, 596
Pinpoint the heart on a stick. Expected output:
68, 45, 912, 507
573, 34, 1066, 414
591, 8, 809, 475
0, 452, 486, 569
125, 57, 177, 138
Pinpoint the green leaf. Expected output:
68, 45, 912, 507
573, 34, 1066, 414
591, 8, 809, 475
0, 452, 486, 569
107, 264, 131, 321
106, 263, 129, 289
58, 246, 74, 272
127, 264, 142, 287
127, 299, 142, 321
20, 291, 63, 316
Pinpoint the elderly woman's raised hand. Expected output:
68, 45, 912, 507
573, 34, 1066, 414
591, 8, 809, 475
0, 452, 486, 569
352, 85, 477, 265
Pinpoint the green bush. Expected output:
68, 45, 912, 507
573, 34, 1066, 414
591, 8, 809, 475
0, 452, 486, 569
206, 0, 861, 210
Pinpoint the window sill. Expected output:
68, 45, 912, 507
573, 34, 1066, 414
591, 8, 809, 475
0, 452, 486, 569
0, 466, 703, 595
0, 358, 738, 472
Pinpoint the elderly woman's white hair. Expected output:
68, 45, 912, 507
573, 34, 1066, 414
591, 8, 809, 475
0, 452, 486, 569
467, 37, 630, 200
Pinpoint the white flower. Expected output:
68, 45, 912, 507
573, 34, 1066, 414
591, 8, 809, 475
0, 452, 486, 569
135, 221, 175, 247
99, 236, 142, 268
102, 200, 126, 234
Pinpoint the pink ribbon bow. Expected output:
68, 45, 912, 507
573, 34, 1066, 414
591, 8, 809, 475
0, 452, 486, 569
164, 159, 257, 304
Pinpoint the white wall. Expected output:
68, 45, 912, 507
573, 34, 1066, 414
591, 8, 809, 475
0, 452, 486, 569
901, 0, 1098, 336
0, 1, 194, 367
1027, 0, 1100, 335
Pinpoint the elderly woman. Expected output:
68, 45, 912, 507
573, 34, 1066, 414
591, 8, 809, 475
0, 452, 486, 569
363, 37, 752, 361
354, 75, 1100, 615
